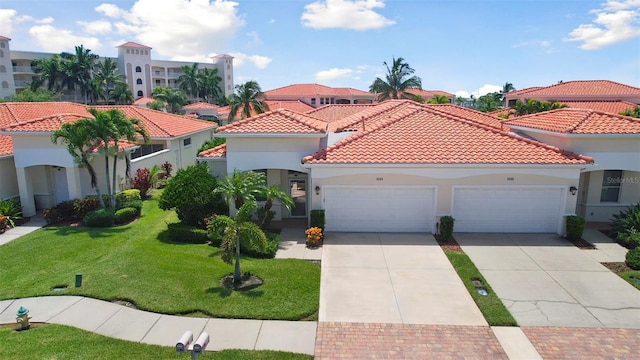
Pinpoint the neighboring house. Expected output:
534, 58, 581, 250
405, 88, 455, 103
218, 99, 315, 123
199, 100, 593, 234
263, 84, 376, 107
0, 37, 235, 100
504, 80, 640, 107
491, 100, 638, 118
183, 102, 221, 120
506, 108, 640, 222
0, 102, 216, 216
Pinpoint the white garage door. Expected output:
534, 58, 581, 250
452, 187, 563, 233
323, 186, 435, 232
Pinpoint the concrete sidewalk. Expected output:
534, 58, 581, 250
0, 296, 316, 355
0, 213, 46, 246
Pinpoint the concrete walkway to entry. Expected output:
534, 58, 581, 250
456, 232, 640, 328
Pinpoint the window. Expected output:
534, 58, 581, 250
0, 50, 3, 57
131, 144, 165, 159
0, 65, 5, 73
0, 42, 5, 48
135, 49, 139, 55
126, 49, 130, 54
145, 50, 148, 55
601, 170, 623, 202
137, 90, 143, 97
135, 66, 142, 73
183, 138, 192, 147
1, 81, 7, 89
311, 98, 316, 105
136, 78, 143, 85
155, 79, 161, 85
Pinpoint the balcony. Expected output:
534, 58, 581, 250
14, 80, 30, 88
12, 66, 35, 74
166, 70, 184, 78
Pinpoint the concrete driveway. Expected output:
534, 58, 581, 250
319, 232, 486, 325
456, 233, 640, 328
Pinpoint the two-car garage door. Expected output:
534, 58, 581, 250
452, 187, 563, 233
323, 186, 435, 232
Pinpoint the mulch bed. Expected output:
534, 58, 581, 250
568, 237, 597, 250
434, 234, 462, 252
601, 262, 633, 274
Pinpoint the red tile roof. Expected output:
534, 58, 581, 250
306, 104, 379, 122
405, 88, 454, 99
509, 80, 640, 97
264, 84, 373, 98
218, 100, 315, 120
216, 108, 327, 134
303, 104, 592, 165
506, 108, 640, 134
183, 102, 220, 110
2, 113, 89, 132
198, 143, 226, 158
425, 104, 505, 129
493, 100, 638, 119
328, 100, 416, 132
117, 42, 151, 49
133, 97, 155, 106
0, 36, 11, 41
0, 135, 12, 157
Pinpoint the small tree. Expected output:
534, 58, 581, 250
159, 163, 227, 226
214, 170, 267, 210
209, 201, 267, 284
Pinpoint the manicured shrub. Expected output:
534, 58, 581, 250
439, 216, 455, 242
56, 200, 77, 220
0, 199, 22, 227
43, 208, 63, 224
116, 189, 141, 206
626, 247, 640, 270
0, 214, 8, 232
167, 223, 209, 244
83, 208, 115, 228
256, 207, 275, 230
310, 210, 325, 231
114, 207, 138, 225
131, 168, 153, 199
305, 227, 323, 248
159, 163, 227, 227
119, 200, 142, 216
245, 231, 280, 258
566, 215, 586, 242
617, 228, 640, 249
73, 197, 101, 219
611, 204, 640, 244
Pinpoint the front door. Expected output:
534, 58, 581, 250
289, 179, 307, 217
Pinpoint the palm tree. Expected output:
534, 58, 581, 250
109, 82, 134, 105
620, 106, 640, 118
227, 81, 269, 121
208, 201, 267, 285
214, 169, 267, 210
476, 93, 501, 112
152, 86, 187, 114
178, 63, 201, 99
61, 45, 99, 104
198, 68, 223, 104
93, 58, 123, 104
31, 55, 64, 91
369, 57, 422, 101
427, 94, 450, 104
454, 96, 466, 106
51, 119, 106, 208
510, 98, 567, 116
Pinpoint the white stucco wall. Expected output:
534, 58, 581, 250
0, 157, 18, 200
225, 137, 320, 173
578, 170, 640, 222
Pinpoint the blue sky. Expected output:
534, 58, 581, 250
1, 0, 639, 98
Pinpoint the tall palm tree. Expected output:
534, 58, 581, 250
109, 81, 134, 105
61, 45, 99, 104
93, 58, 123, 104
51, 118, 106, 208
31, 55, 64, 91
198, 68, 223, 104
178, 63, 201, 99
152, 86, 187, 114
427, 94, 450, 104
209, 201, 267, 285
510, 98, 567, 116
227, 81, 269, 121
369, 57, 422, 101
476, 93, 501, 112
454, 96, 467, 106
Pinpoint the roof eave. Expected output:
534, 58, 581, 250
509, 125, 640, 138
216, 132, 325, 138
302, 162, 592, 169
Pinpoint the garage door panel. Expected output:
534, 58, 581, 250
324, 186, 435, 232
453, 187, 562, 233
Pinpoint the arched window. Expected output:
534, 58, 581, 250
136, 78, 143, 85
0, 65, 5, 73
0, 50, 4, 57
137, 90, 143, 97
1, 81, 8, 88
135, 66, 142, 73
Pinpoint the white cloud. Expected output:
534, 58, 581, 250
315, 67, 354, 82
36, 17, 54, 24
565, 0, 640, 49
98, 0, 245, 59
246, 31, 263, 47
28, 25, 102, 52
455, 84, 501, 99
301, 0, 395, 30
77, 19, 113, 34
0, 9, 17, 35
454, 90, 470, 99
229, 52, 272, 69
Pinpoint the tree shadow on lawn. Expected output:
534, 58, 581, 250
205, 286, 264, 299
42, 225, 127, 239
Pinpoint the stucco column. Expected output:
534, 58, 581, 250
66, 166, 82, 200
16, 167, 35, 217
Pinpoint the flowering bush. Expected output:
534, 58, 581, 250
131, 168, 152, 198
305, 227, 323, 248
0, 214, 8, 233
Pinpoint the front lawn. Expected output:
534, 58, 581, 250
0, 324, 312, 360
0, 196, 320, 320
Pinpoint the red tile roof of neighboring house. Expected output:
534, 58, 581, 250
133, 97, 155, 106
306, 104, 379, 122
0, 102, 91, 126
507, 87, 543, 96
328, 100, 416, 132
117, 41, 151, 49
425, 104, 505, 129
1, 113, 89, 132
0, 135, 12, 157
218, 100, 315, 120
198, 143, 227, 158
217, 108, 327, 134
509, 80, 640, 97
0, 36, 11, 41
506, 108, 640, 134
183, 102, 220, 110
405, 88, 454, 99
303, 104, 593, 165
492, 100, 638, 119
264, 84, 373, 98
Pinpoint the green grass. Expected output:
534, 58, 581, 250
619, 270, 640, 290
444, 249, 518, 326
0, 196, 320, 320
0, 324, 312, 360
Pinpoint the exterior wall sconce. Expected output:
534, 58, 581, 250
570, 186, 578, 196
315, 186, 320, 195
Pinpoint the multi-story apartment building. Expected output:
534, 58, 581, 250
0, 36, 234, 101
